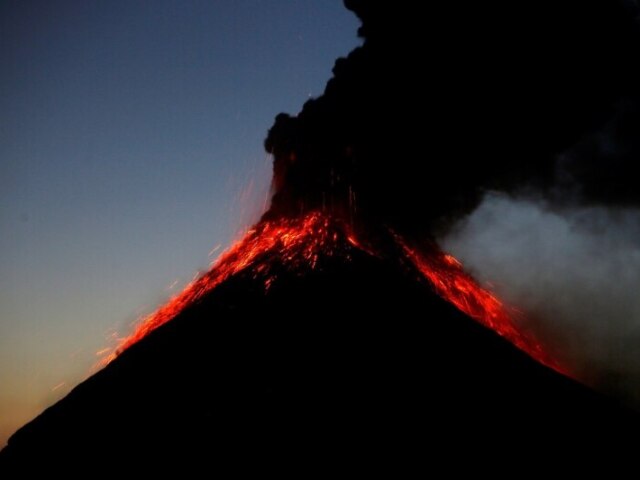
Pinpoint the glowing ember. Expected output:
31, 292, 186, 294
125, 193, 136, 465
99, 211, 561, 374
98, 212, 354, 365
400, 241, 562, 372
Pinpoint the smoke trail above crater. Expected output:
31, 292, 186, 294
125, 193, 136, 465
265, 0, 640, 233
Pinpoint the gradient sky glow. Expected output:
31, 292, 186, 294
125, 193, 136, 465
0, 0, 359, 446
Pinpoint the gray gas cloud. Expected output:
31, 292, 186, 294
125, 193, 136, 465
442, 193, 640, 403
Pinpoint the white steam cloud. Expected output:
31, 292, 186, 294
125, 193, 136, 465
441, 193, 640, 404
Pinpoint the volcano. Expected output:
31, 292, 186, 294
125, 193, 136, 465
3, 0, 640, 470
0, 213, 637, 470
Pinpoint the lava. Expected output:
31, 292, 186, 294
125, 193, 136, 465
99, 212, 356, 365
399, 241, 562, 372
99, 211, 560, 373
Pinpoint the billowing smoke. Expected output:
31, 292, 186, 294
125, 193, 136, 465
263, 1, 640, 399
439, 92, 640, 402
442, 194, 640, 404
264, 0, 640, 235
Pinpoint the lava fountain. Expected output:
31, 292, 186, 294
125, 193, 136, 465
98, 211, 560, 373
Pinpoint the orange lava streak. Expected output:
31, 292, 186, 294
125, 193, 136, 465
98, 211, 561, 375
400, 241, 562, 373
98, 212, 348, 365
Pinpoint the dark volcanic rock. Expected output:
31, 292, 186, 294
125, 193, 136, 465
1, 250, 637, 471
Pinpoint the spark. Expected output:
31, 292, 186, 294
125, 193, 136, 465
399, 240, 562, 373
98, 213, 354, 366
97, 211, 561, 375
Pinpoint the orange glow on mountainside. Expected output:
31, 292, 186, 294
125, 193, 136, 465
98, 212, 560, 373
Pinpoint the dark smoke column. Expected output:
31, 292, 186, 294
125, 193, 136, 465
265, 0, 640, 235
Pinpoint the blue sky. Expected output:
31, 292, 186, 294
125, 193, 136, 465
0, 0, 359, 446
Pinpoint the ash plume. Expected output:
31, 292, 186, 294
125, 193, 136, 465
264, 0, 640, 234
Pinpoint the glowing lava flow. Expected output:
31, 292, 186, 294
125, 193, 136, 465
99, 211, 559, 373
400, 242, 561, 372
98, 212, 352, 365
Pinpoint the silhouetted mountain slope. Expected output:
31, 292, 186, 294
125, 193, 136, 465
4, 1, 640, 472
1, 249, 636, 470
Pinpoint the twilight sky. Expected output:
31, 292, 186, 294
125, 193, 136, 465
0, 0, 359, 446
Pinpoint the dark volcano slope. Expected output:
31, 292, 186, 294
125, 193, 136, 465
1, 251, 637, 469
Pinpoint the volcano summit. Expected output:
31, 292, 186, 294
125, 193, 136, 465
2, 0, 640, 470
0, 212, 636, 469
